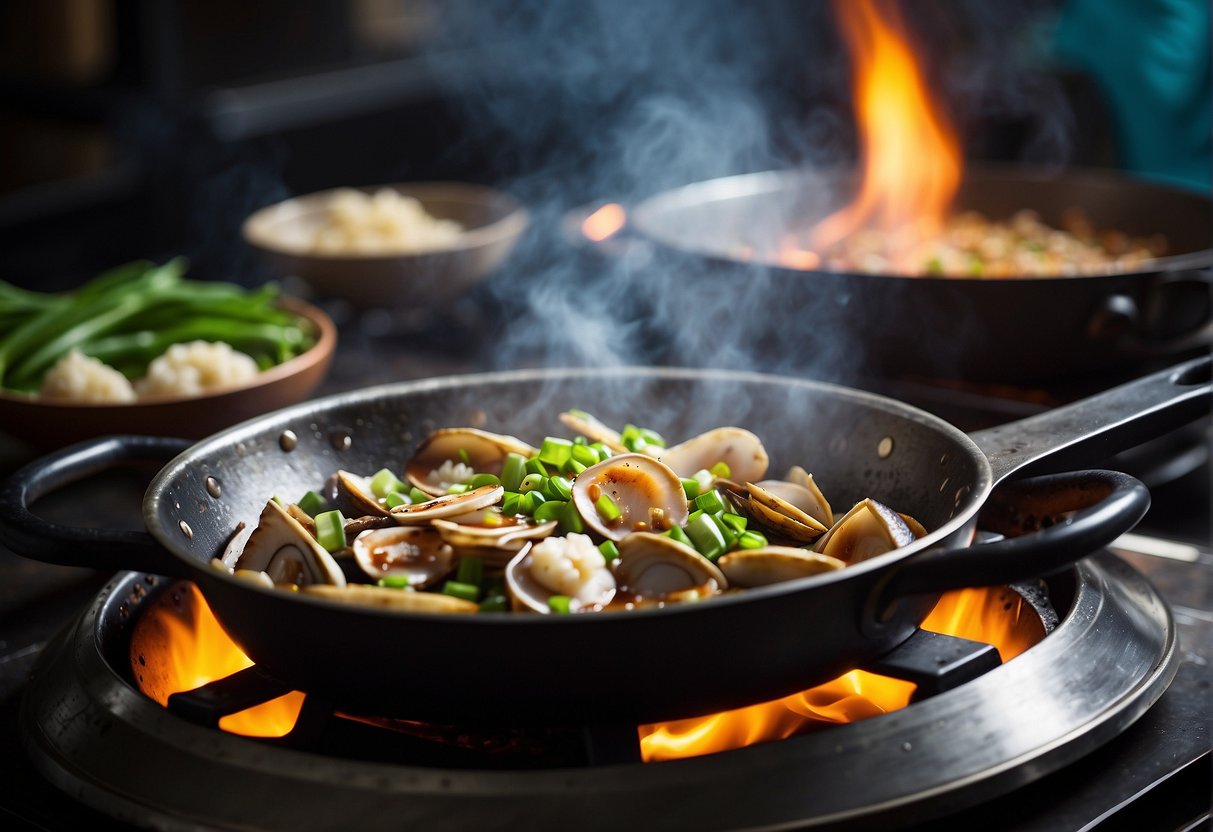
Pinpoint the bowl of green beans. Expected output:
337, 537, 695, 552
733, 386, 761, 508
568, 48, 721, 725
0, 259, 336, 450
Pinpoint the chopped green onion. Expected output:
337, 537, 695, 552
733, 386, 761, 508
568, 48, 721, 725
446, 483, 471, 495
560, 500, 585, 534
457, 448, 471, 466
589, 442, 613, 459
377, 574, 410, 589
548, 595, 572, 614
456, 556, 484, 587
694, 489, 730, 515
720, 513, 747, 533
573, 435, 588, 445
314, 509, 347, 553
572, 443, 601, 467
738, 530, 768, 549
524, 457, 548, 477
546, 475, 573, 501
621, 424, 666, 452
296, 490, 329, 517
501, 491, 522, 515
709, 461, 732, 479
501, 452, 527, 492
709, 512, 739, 550
442, 580, 480, 603
680, 477, 701, 500
519, 473, 546, 493
538, 437, 574, 468
665, 525, 695, 548
271, 495, 283, 505
470, 473, 501, 489
595, 493, 622, 522
598, 539, 620, 562
533, 499, 567, 524
693, 469, 715, 493
519, 491, 546, 516
370, 468, 404, 499
479, 595, 507, 612
685, 512, 727, 561
384, 491, 410, 509
563, 458, 588, 476
407, 486, 432, 504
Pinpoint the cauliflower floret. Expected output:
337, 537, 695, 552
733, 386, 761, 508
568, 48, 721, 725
39, 350, 137, 403
427, 459, 476, 491
529, 533, 616, 608
135, 341, 259, 397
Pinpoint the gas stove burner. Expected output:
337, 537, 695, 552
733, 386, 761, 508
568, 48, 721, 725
19, 551, 1178, 831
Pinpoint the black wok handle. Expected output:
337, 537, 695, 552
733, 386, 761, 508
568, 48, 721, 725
875, 469, 1148, 609
971, 354, 1211, 484
0, 435, 191, 575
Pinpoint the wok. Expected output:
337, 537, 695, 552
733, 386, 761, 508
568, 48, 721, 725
627, 167, 1213, 383
1, 357, 1208, 725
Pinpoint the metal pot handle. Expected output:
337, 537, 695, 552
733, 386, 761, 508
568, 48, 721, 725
0, 435, 192, 575
875, 469, 1148, 610
971, 354, 1211, 483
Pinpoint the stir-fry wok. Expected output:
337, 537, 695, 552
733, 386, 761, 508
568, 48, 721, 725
214, 410, 926, 614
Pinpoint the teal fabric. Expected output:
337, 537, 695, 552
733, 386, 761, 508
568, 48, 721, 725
1053, 0, 1211, 193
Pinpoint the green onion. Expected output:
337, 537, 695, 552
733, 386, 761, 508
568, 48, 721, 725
407, 486, 432, 504
369, 468, 404, 499
442, 580, 480, 603
446, 483, 471, 495
560, 500, 585, 534
456, 556, 484, 587
595, 493, 622, 523
524, 457, 548, 477
518, 491, 546, 516
384, 491, 410, 509
479, 595, 507, 612
571, 443, 601, 467
709, 461, 732, 479
314, 509, 347, 552
538, 437, 574, 468
470, 473, 501, 489
533, 499, 567, 524
501, 453, 526, 492
738, 530, 768, 549
377, 574, 410, 589
621, 424, 666, 452
548, 595, 572, 614
457, 448, 471, 466
589, 442, 613, 459
694, 489, 730, 515
519, 473, 545, 493
598, 539, 620, 563
563, 458, 588, 476
546, 475, 573, 501
720, 513, 747, 534
296, 490, 328, 517
681, 477, 702, 500
501, 491, 522, 515
665, 525, 695, 548
685, 512, 727, 561
709, 512, 739, 550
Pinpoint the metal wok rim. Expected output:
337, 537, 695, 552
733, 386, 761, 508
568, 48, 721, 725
143, 365, 992, 624
630, 165, 1213, 279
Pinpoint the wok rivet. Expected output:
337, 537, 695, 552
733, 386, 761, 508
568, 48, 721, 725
179, 520, 193, 539
877, 437, 894, 458
205, 476, 222, 498
902, 742, 913, 752
279, 430, 299, 452
330, 430, 352, 451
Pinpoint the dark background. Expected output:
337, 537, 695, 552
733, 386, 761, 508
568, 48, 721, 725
2, 0, 1205, 293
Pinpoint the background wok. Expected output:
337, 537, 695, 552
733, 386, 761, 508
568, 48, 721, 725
0, 358, 1207, 725
629, 167, 1213, 383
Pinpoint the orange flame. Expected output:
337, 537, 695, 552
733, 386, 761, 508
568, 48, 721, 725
582, 203, 627, 242
131, 584, 304, 738
784, 0, 961, 271
640, 586, 1044, 761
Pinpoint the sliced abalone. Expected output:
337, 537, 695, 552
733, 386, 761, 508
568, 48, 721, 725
657, 426, 769, 483
559, 409, 626, 453
303, 583, 478, 613
389, 484, 504, 525
813, 498, 916, 564
233, 499, 347, 587
337, 470, 389, 516
570, 453, 689, 541
406, 428, 537, 497
432, 512, 559, 566
743, 480, 829, 543
612, 532, 728, 601
352, 526, 455, 588
717, 546, 845, 587
779, 466, 834, 527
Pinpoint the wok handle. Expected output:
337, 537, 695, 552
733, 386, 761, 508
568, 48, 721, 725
971, 354, 1211, 484
0, 435, 191, 575
876, 469, 1148, 606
